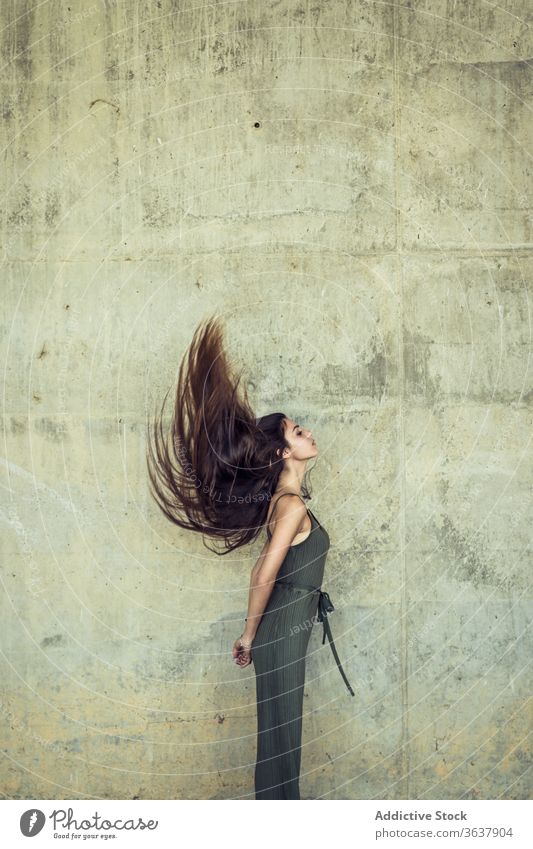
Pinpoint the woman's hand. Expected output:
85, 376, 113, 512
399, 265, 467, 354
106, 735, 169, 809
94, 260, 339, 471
232, 634, 253, 668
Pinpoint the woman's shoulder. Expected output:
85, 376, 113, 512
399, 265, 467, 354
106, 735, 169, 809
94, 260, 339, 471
269, 489, 306, 511
265, 490, 308, 536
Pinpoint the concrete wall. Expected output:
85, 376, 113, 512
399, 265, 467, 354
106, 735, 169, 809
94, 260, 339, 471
1, 0, 531, 799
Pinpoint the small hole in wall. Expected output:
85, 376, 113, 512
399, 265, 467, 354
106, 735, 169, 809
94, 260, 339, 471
253, 121, 261, 128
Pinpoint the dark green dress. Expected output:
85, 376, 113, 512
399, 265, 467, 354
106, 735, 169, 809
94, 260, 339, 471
251, 493, 354, 800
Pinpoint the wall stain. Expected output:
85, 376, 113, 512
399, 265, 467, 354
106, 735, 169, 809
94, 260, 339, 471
434, 515, 503, 589
403, 329, 441, 401
89, 98, 120, 114
44, 191, 60, 227
10, 418, 26, 435
12, 1, 35, 79
7, 182, 33, 229
319, 335, 391, 400
33, 418, 67, 443
41, 634, 63, 648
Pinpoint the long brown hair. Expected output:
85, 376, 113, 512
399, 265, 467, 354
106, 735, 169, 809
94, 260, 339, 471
146, 315, 311, 554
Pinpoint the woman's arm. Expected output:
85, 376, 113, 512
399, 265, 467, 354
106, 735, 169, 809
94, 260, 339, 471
241, 540, 269, 643
241, 495, 307, 644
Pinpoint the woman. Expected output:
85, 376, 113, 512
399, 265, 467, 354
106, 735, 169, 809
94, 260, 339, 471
146, 315, 354, 800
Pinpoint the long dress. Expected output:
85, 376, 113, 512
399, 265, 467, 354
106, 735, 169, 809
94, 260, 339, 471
251, 493, 354, 800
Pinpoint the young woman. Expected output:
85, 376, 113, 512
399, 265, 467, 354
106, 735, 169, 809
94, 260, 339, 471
146, 315, 354, 800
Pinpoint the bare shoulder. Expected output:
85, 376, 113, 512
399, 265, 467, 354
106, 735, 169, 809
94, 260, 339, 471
259, 492, 310, 580
267, 489, 305, 518
267, 491, 307, 537
273, 492, 306, 515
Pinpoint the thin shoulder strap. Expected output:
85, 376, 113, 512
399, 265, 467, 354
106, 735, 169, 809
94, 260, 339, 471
266, 492, 307, 537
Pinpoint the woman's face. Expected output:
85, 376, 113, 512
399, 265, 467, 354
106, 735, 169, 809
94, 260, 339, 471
281, 417, 318, 460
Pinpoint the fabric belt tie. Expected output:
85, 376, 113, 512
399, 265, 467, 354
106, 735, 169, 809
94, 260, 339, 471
275, 579, 355, 697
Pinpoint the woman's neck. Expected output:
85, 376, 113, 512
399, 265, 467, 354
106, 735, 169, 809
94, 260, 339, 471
276, 467, 307, 495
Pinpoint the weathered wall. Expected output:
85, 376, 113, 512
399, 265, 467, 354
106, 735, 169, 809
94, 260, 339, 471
1, 0, 531, 799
